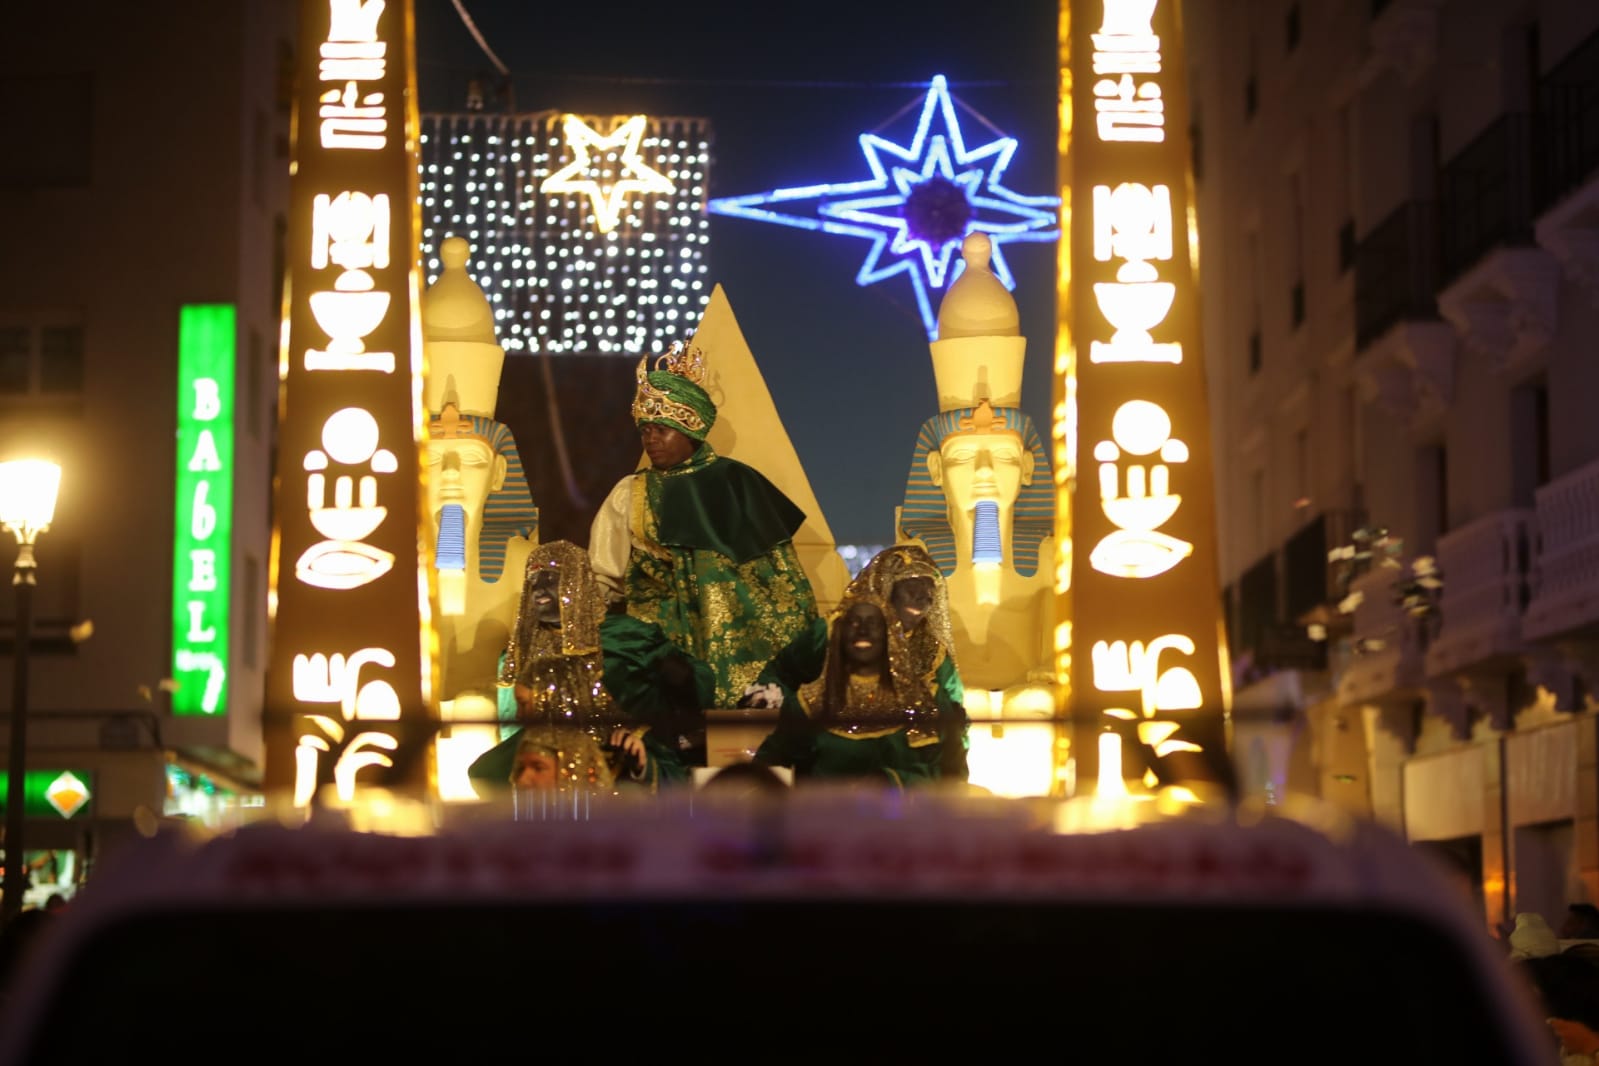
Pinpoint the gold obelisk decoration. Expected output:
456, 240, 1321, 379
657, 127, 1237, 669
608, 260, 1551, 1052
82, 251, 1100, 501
263, 0, 436, 806
1060, 0, 1233, 798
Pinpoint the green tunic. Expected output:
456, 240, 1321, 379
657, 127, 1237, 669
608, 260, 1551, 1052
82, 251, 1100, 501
599, 612, 716, 769
617, 444, 820, 707
753, 674, 956, 788
755, 705, 943, 787
752, 617, 969, 782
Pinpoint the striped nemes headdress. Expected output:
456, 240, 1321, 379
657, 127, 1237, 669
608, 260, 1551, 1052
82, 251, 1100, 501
428, 403, 538, 582
899, 403, 1053, 578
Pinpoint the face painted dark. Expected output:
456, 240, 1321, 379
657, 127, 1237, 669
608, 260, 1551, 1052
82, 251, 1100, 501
530, 568, 561, 627
890, 576, 935, 631
841, 602, 887, 671
512, 749, 559, 790
639, 422, 698, 470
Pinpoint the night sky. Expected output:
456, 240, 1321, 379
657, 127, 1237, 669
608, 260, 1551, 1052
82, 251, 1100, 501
413, 0, 1061, 546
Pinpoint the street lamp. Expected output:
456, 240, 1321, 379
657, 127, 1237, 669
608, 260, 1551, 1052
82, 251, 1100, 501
0, 458, 61, 926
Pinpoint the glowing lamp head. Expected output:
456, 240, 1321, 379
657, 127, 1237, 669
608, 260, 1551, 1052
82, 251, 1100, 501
0, 458, 62, 545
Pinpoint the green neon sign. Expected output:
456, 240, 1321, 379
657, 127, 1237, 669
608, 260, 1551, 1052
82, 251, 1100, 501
0, 770, 94, 819
171, 304, 235, 716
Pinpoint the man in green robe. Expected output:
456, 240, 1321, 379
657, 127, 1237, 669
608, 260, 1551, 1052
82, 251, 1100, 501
589, 338, 820, 714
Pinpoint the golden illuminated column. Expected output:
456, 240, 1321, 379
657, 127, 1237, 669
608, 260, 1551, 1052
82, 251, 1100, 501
1058, 0, 1232, 795
263, 0, 437, 805
421, 237, 538, 801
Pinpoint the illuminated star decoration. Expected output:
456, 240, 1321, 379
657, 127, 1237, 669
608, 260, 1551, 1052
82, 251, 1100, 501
540, 114, 675, 234
707, 75, 1059, 338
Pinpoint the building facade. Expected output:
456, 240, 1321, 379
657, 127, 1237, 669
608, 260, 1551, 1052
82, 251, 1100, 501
1188, 0, 1599, 929
0, 1, 293, 882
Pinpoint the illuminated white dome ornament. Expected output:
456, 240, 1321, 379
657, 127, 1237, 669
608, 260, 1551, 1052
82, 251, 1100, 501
708, 75, 1059, 339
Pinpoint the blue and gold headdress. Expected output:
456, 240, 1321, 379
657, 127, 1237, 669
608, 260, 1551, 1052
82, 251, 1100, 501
899, 404, 1052, 578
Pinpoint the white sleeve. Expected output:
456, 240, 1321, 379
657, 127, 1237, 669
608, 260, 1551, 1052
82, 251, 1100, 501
588, 476, 635, 603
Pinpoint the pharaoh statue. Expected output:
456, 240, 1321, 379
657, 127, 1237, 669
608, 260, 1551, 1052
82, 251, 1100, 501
897, 232, 1057, 724
421, 236, 540, 798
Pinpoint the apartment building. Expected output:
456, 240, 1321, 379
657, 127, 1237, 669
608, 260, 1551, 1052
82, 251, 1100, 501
1188, 0, 1599, 928
0, 1, 293, 881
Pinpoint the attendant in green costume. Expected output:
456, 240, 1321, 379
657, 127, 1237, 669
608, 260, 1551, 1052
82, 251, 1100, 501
589, 335, 820, 714
742, 545, 969, 779
469, 540, 684, 794
847, 544, 970, 780
754, 589, 959, 788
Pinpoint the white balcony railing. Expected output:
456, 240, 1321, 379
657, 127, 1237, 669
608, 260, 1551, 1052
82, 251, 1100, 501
1524, 456, 1599, 641
1425, 508, 1534, 678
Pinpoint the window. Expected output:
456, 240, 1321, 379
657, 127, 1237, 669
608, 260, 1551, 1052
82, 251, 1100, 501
0, 319, 85, 398
1417, 443, 1449, 549
1510, 378, 1551, 507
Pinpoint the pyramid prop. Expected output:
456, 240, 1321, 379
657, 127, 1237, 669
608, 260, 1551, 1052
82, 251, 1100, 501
688, 286, 850, 612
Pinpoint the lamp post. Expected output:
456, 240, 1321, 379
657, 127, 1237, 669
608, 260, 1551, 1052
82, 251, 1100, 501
0, 459, 61, 926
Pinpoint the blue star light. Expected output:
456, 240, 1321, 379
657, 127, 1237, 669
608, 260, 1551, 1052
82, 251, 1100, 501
707, 75, 1059, 338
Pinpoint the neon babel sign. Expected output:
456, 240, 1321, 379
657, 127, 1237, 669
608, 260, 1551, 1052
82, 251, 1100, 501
171, 304, 235, 716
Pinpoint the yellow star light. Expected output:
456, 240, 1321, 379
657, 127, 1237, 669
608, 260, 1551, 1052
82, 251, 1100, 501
540, 114, 675, 234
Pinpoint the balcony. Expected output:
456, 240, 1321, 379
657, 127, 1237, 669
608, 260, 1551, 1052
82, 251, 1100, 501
1533, 25, 1599, 302
1424, 509, 1534, 680
1524, 456, 1599, 642
1337, 563, 1426, 707
1438, 114, 1536, 288
1534, 25, 1599, 217
1355, 200, 1441, 351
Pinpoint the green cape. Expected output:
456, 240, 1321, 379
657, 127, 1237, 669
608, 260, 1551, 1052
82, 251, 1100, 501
651, 447, 806, 565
